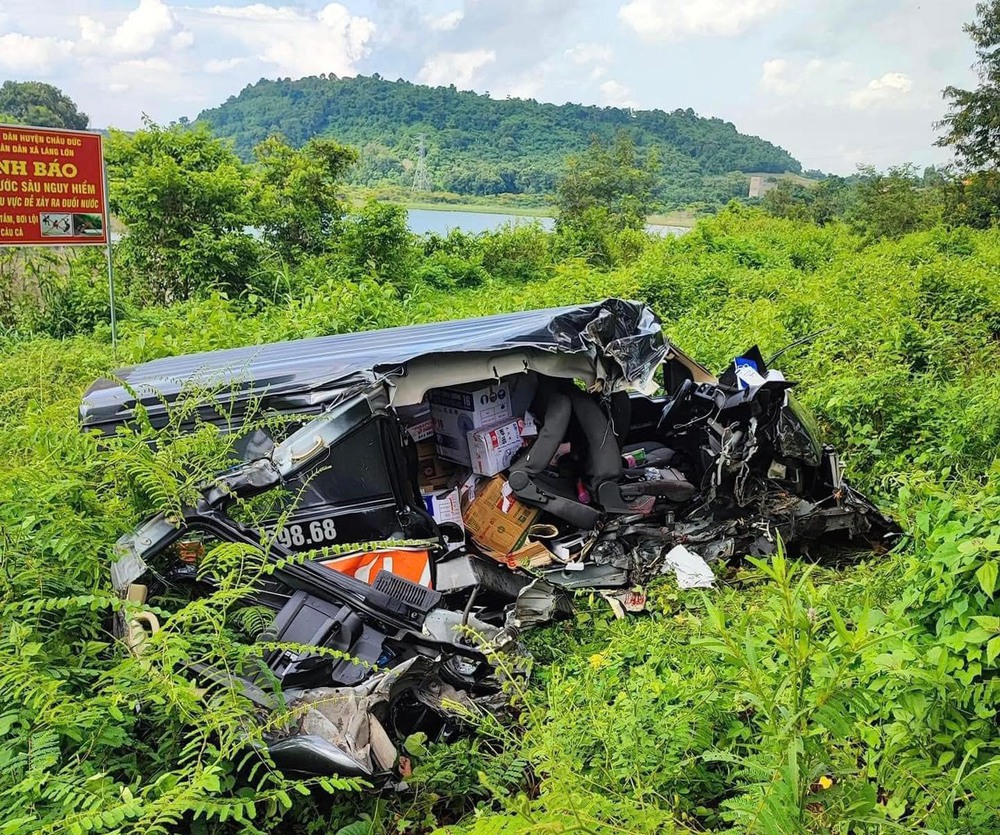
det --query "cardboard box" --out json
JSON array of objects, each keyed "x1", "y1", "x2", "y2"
[
  {"x1": 430, "y1": 381, "x2": 511, "y2": 466},
  {"x1": 504, "y1": 539, "x2": 554, "y2": 569},
  {"x1": 463, "y1": 475, "x2": 539, "y2": 558},
  {"x1": 422, "y1": 487, "x2": 464, "y2": 531},
  {"x1": 407, "y1": 417, "x2": 434, "y2": 442},
  {"x1": 415, "y1": 440, "x2": 458, "y2": 491},
  {"x1": 468, "y1": 417, "x2": 526, "y2": 477},
  {"x1": 397, "y1": 402, "x2": 435, "y2": 442}
]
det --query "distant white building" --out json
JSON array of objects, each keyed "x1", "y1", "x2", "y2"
[{"x1": 748, "y1": 175, "x2": 779, "y2": 199}]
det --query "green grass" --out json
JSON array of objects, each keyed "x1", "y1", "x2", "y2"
[
  {"x1": 645, "y1": 209, "x2": 699, "y2": 227},
  {"x1": 397, "y1": 199, "x2": 556, "y2": 217},
  {"x1": 746, "y1": 170, "x2": 821, "y2": 188},
  {"x1": 3, "y1": 209, "x2": 1000, "y2": 833}
]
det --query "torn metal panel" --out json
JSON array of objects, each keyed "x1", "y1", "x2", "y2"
[
  {"x1": 80, "y1": 299, "x2": 672, "y2": 435},
  {"x1": 504, "y1": 578, "x2": 569, "y2": 630},
  {"x1": 271, "y1": 656, "x2": 483, "y2": 777}
]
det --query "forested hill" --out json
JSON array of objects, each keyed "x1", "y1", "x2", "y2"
[{"x1": 196, "y1": 75, "x2": 802, "y2": 205}]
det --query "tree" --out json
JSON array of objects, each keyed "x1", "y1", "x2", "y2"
[
  {"x1": 939, "y1": 169, "x2": 1000, "y2": 228},
  {"x1": 760, "y1": 177, "x2": 852, "y2": 225},
  {"x1": 194, "y1": 74, "x2": 802, "y2": 210},
  {"x1": 937, "y1": 1, "x2": 1000, "y2": 167},
  {"x1": 105, "y1": 121, "x2": 259, "y2": 303},
  {"x1": 846, "y1": 165, "x2": 935, "y2": 240},
  {"x1": 253, "y1": 135, "x2": 357, "y2": 260},
  {"x1": 336, "y1": 199, "x2": 415, "y2": 290},
  {"x1": 0, "y1": 81, "x2": 89, "y2": 129},
  {"x1": 760, "y1": 180, "x2": 814, "y2": 221},
  {"x1": 556, "y1": 132, "x2": 658, "y2": 234}
]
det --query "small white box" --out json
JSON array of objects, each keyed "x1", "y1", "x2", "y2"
[
  {"x1": 422, "y1": 487, "x2": 464, "y2": 531},
  {"x1": 468, "y1": 418, "x2": 525, "y2": 477},
  {"x1": 429, "y1": 382, "x2": 512, "y2": 465}
]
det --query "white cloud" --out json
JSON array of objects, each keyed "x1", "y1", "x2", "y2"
[
  {"x1": 417, "y1": 49, "x2": 496, "y2": 88},
  {"x1": 427, "y1": 10, "x2": 464, "y2": 31},
  {"x1": 847, "y1": 72, "x2": 913, "y2": 109},
  {"x1": 619, "y1": 0, "x2": 786, "y2": 41},
  {"x1": 203, "y1": 57, "x2": 246, "y2": 74},
  {"x1": 489, "y1": 60, "x2": 562, "y2": 101},
  {"x1": 600, "y1": 79, "x2": 638, "y2": 109},
  {"x1": 199, "y1": 2, "x2": 375, "y2": 78},
  {"x1": 759, "y1": 57, "x2": 842, "y2": 98},
  {"x1": 202, "y1": 4, "x2": 302, "y2": 21},
  {"x1": 171, "y1": 30, "x2": 195, "y2": 50},
  {"x1": 760, "y1": 57, "x2": 831, "y2": 96},
  {"x1": 565, "y1": 42, "x2": 614, "y2": 79},
  {"x1": 0, "y1": 33, "x2": 74, "y2": 72},
  {"x1": 111, "y1": 0, "x2": 176, "y2": 54},
  {"x1": 760, "y1": 58, "x2": 798, "y2": 94},
  {"x1": 117, "y1": 56, "x2": 173, "y2": 74},
  {"x1": 105, "y1": 56, "x2": 175, "y2": 93},
  {"x1": 78, "y1": 16, "x2": 105, "y2": 46},
  {"x1": 78, "y1": 0, "x2": 186, "y2": 56}
]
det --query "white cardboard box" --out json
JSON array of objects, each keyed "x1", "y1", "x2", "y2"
[
  {"x1": 468, "y1": 417, "x2": 525, "y2": 476},
  {"x1": 422, "y1": 487, "x2": 464, "y2": 531},
  {"x1": 429, "y1": 381, "x2": 511, "y2": 465}
]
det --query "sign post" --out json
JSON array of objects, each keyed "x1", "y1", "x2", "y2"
[{"x1": 0, "y1": 124, "x2": 116, "y2": 345}]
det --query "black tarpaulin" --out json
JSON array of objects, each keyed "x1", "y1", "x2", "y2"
[{"x1": 80, "y1": 299, "x2": 667, "y2": 435}]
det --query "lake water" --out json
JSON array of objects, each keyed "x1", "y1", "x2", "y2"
[
  {"x1": 111, "y1": 209, "x2": 688, "y2": 243},
  {"x1": 406, "y1": 208, "x2": 688, "y2": 237}
]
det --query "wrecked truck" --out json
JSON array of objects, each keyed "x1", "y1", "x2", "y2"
[{"x1": 81, "y1": 298, "x2": 895, "y2": 779}]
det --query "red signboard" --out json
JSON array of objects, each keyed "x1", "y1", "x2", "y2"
[{"x1": 0, "y1": 125, "x2": 108, "y2": 246}]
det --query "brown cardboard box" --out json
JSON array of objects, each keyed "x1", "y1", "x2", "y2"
[
  {"x1": 416, "y1": 440, "x2": 458, "y2": 491},
  {"x1": 504, "y1": 539, "x2": 554, "y2": 568},
  {"x1": 463, "y1": 475, "x2": 539, "y2": 557}
]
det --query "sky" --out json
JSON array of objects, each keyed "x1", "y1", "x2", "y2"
[{"x1": 0, "y1": 0, "x2": 982, "y2": 174}]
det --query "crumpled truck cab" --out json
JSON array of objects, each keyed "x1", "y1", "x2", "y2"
[{"x1": 80, "y1": 299, "x2": 896, "y2": 779}]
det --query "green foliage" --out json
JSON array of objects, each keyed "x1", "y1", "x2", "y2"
[
  {"x1": 253, "y1": 134, "x2": 358, "y2": 260},
  {"x1": 478, "y1": 223, "x2": 552, "y2": 284},
  {"x1": 195, "y1": 74, "x2": 800, "y2": 209},
  {"x1": 761, "y1": 177, "x2": 854, "y2": 226},
  {"x1": 0, "y1": 81, "x2": 89, "y2": 130},
  {"x1": 335, "y1": 199, "x2": 416, "y2": 290},
  {"x1": 415, "y1": 250, "x2": 486, "y2": 290},
  {"x1": 106, "y1": 121, "x2": 263, "y2": 304},
  {"x1": 939, "y1": 169, "x2": 1000, "y2": 228},
  {"x1": 937, "y1": 1, "x2": 1000, "y2": 169},
  {"x1": 556, "y1": 132, "x2": 658, "y2": 236},
  {"x1": 6, "y1": 198, "x2": 1000, "y2": 832},
  {"x1": 761, "y1": 166, "x2": 963, "y2": 241},
  {"x1": 847, "y1": 165, "x2": 939, "y2": 240},
  {"x1": 0, "y1": 248, "x2": 116, "y2": 339}
]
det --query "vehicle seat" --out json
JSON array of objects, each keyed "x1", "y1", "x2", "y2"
[
  {"x1": 509, "y1": 382, "x2": 695, "y2": 528},
  {"x1": 507, "y1": 389, "x2": 602, "y2": 529}
]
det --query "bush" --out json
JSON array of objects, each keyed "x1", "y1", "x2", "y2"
[
  {"x1": 106, "y1": 121, "x2": 261, "y2": 303},
  {"x1": 336, "y1": 199, "x2": 416, "y2": 291},
  {"x1": 416, "y1": 251, "x2": 487, "y2": 290},
  {"x1": 479, "y1": 223, "x2": 552, "y2": 283}
]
